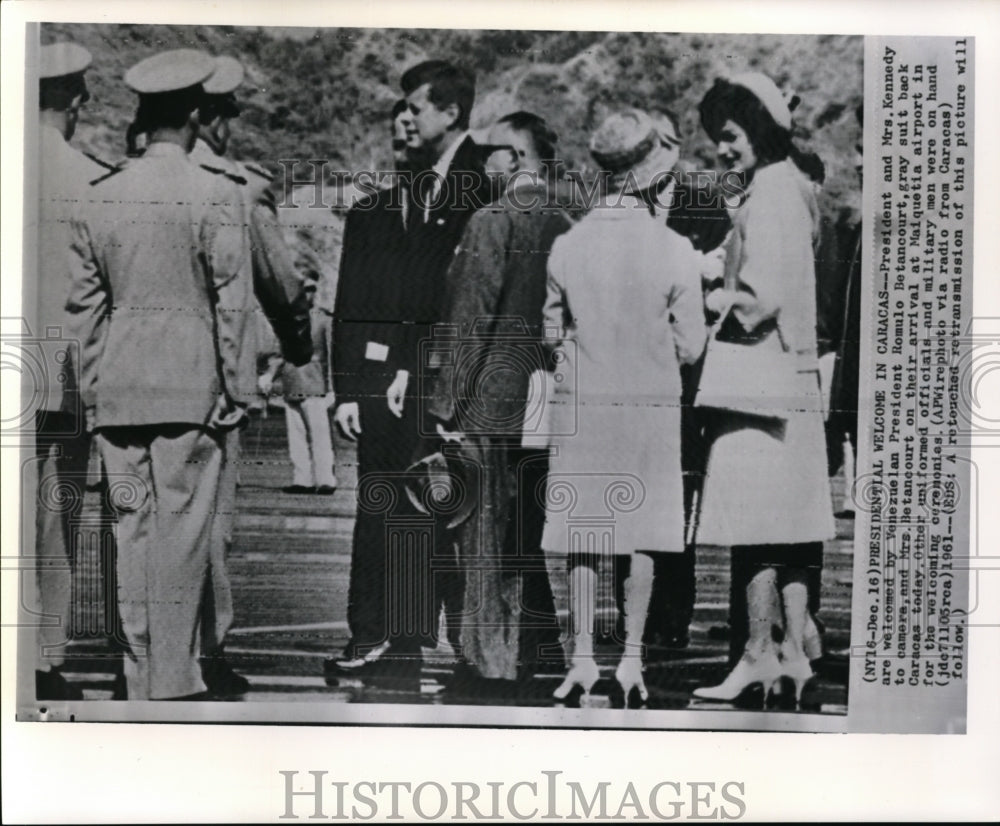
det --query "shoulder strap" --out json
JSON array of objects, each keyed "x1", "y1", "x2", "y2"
[
  {"x1": 83, "y1": 151, "x2": 118, "y2": 172},
  {"x1": 242, "y1": 162, "x2": 272, "y2": 182},
  {"x1": 89, "y1": 166, "x2": 124, "y2": 187},
  {"x1": 199, "y1": 163, "x2": 248, "y2": 187}
]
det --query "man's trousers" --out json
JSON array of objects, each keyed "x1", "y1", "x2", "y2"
[{"x1": 97, "y1": 425, "x2": 222, "y2": 699}]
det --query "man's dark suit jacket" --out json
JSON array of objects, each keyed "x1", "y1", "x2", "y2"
[
  {"x1": 332, "y1": 184, "x2": 411, "y2": 406},
  {"x1": 392, "y1": 135, "x2": 492, "y2": 379}
]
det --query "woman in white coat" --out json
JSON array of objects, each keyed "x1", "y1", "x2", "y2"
[
  {"x1": 543, "y1": 110, "x2": 707, "y2": 704},
  {"x1": 692, "y1": 74, "x2": 835, "y2": 708}
]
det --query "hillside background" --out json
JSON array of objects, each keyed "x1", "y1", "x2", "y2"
[{"x1": 38, "y1": 23, "x2": 863, "y2": 287}]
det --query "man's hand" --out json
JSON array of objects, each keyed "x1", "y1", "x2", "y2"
[
  {"x1": 435, "y1": 421, "x2": 463, "y2": 443},
  {"x1": 334, "y1": 402, "x2": 362, "y2": 440},
  {"x1": 84, "y1": 406, "x2": 97, "y2": 434},
  {"x1": 387, "y1": 369, "x2": 409, "y2": 418},
  {"x1": 704, "y1": 287, "x2": 736, "y2": 321},
  {"x1": 257, "y1": 373, "x2": 274, "y2": 397}
]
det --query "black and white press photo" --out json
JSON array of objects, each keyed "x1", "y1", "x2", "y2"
[
  {"x1": 4, "y1": 1, "x2": 999, "y2": 822},
  {"x1": 7, "y1": 15, "x2": 977, "y2": 737}
]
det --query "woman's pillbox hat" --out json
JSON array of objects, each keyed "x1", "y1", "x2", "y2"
[
  {"x1": 727, "y1": 72, "x2": 792, "y2": 130},
  {"x1": 124, "y1": 49, "x2": 216, "y2": 94}
]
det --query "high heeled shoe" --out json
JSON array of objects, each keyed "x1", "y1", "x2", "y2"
[
  {"x1": 803, "y1": 614, "x2": 824, "y2": 662},
  {"x1": 775, "y1": 642, "x2": 815, "y2": 709},
  {"x1": 553, "y1": 658, "x2": 600, "y2": 701},
  {"x1": 692, "y1": 649, "x2": 782, "y2": 705},
  {"x1": 615, "y1": 657, "x2": 649, "y2": 707}
]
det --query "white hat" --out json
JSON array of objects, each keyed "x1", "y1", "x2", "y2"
[
  {"x1": 124, "y1": 49, "x2": 215, "y2": 94},
  {"x1": 40, "y1": 43, "x2": 92, "y2": 79},
  {"x1": 728, "y1": 72, "x2": 792, "y2": 130},
  {"x1": 204, "y1": 55, "x2": 245, "y2": 95}
]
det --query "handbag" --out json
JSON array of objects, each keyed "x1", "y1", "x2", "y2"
[{"x1": 694, "y1": 311, "x2": 801, "y2": 420}]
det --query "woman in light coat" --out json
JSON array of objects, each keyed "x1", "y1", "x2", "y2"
[
  {"x1": 543, "y1": 110, "x2": 707, "y2": 704},
  {"x1": 692, "y1": 74, "x2": 835, "y2": 708}
]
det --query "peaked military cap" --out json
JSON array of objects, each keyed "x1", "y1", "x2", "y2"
[
  {"x1": 124, "y1": 49, "x2": 215, "y2": 94},
  {"x1": 204, "y1": 55, "x2": 245, "y2": 95},
  {"x1": 40, "y1": 42, "x2": 92, "y2": 79}
]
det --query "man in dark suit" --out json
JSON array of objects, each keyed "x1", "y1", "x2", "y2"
[
  {"x1": 327, "y1": 100, "x2": 425, "y2": 676},
  {"x1": 375, "y1": 60, "x2": 491, "y2": 682}
]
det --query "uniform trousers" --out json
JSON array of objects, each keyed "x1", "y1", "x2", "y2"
[
  {"x1": 97, "y1": 425, "x2": 222, "y2": 699},
  {"x1": 285, "y1": 397, "x2": 336, "y2": 488},
  {"x1": 201, "y1": 427, "x2": 240, "y2": 655},
  {"x1": 31, "y1": 411, "x2": 90, "y2": 669}
]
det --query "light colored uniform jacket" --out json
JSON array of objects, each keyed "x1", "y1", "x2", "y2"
[
  {"x1": 67, "y1": 141, "x2": 247, "y2": 428},
  {"x1": 34, "y1": 124, "x2": 109, "y2": 414}
]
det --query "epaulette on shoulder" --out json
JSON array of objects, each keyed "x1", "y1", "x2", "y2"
[
  {"x1": 89, "y1": 165, "x2": 125, "y2": 187},
  {"x1": 242, "y1": 162, "x2": 273, "y2": 182},
  {"x1": 199, "y1": 163, "x2": 248, "y2": 187},
  {"x1": 84, "y1": 151, "x2": 118, "y2": 172}
]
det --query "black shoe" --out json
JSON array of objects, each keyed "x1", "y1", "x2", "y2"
[
  {"x1": 707, "y1": 623, "x2": 731, "y2": 641},
  {"x1": 200, "y1": 657, "x2": 250, "y2": 697},
  {"x1": 111, "y1": 672, "x2": 128, "y2": 700},
  {"x1": 168, "y1": 691, "x2": 214, "y2": 701},
  {"x1": 364, "y1": 651, "x2": 422, "y2": 690},
  {"x1": 36, "y1": 668, "x2": 83, "y2": 701},
  {"x1": 324, "y1": 641, "x2": 390, "y2": 683},
  {"x1": 282, "y1": 484, "x2": 315, "y2": 494},
  {"x1": 834, "y1": 509, "x2": 856, "y2": 520},
  {"x1": 316, "y1": 485, "x2": 337, "y2": 496}
]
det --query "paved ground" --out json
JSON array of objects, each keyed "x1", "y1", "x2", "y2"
[{"x1": 57, "y1": 408, "x2": 854, "y2": 715}]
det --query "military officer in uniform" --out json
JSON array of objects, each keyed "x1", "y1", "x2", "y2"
[
  {"x1": 187, "y1": 55, "x2": 314, "y2": 695},
  {"x1": 67, "y1": 49, "x2": 287, "y2": 700},
  {"x1": 30, "y1": 42, "x2": 110, "y2": 701}
]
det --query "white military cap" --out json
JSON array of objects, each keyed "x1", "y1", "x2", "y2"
[
  {"x1": 40, "y1": 42, "x2": 92, "y2": 79},
  {"x1": 124, "y1": 49, "x2": 215, "y2": 94},
  {"x1": 203, "y1": 55, "x2": 245, "y2": 95},
  {"x1": 728, "y1": 72, "x2": 792, "y2": 130}
]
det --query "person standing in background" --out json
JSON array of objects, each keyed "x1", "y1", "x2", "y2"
[
  {"x1": 259, "y1": 271, "x2": 337, "y2": 496},
  {"x1": 190, "y1": 55, "x2": 315, "y2": 694},
  {"x1": 30, "y1": 42, "x2": 110, "y2": 701}
]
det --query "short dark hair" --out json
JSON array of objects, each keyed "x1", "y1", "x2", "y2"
[
  {"x1": 699, "y1": 78, "x2": 824, "y2": 181},
  {"x1": 497, "y1": 111, "x2": 558, "y2": 163},
  {"x1": 400, "y1": 60, "x2": 475, "y2": 131},
  {"x1": 698, "y1": 78, "x2": 792, "y2": 166},
  {"x1": 390, "y1": 98, "x2": 409, "y2": 122},
  {"x1": 40, "y1": 73, "x2": 89, "y2": 111},
  {"x1": 132, "y1": 85, "x2": 205, "y2": 134}
]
